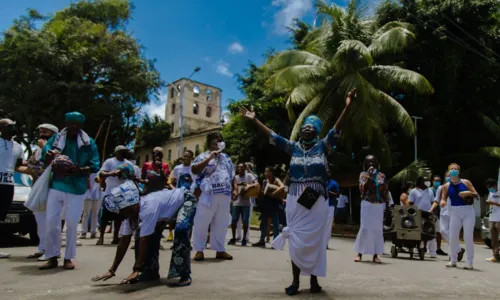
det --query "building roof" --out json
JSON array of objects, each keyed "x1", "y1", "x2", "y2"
[{"x1": 171, "y1": 78, "x2": 222, "y2": 92}]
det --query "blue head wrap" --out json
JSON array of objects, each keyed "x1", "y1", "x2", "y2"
[
  {"x1": 65, "y1": 112, "x2": 86, "y2": 123},
  {"x1": 302, "y1": 115, "x2": 322, "y2": 134}
]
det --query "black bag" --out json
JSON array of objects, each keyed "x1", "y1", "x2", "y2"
[{"x1": 297, "y1": 187, "x2": 320, "y2": 210}]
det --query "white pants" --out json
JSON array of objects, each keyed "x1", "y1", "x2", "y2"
[
  {"x1": 449, "y1": 206, "x2": 475, "y2": 265},
  {"x1": 193, "y1": 194, "x2": 231, "y2": 252},
  {"x1": 82, "y1": 199, "x2": 102, "y2": 234},
  {"x1": 439, "y1": 214, "x2": 461, "y2": 253},
  {"x1": 34, "y1": 212, "x2": 46, "y2": 252},
  {"x1": 45, "y1": 189, "x2": 85, "y2": 260},
  {"x1": 324, "y1": 206, "x2": 335, "y2": 247},
  {"x1": 236, "y1": 202, "x2": 253, "y2": 240}
]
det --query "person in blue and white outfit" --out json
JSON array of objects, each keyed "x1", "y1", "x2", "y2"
[
  {"x1": 440, "y1": 163, "x2": 478, "y2": 270},
  {"x1": 40, "y1": 112, "x2": 100, "y2": 270},
  {"x1": 240, "y1": 88, "x2": 355, "y2": 296},
  {"x1": 191, "y1": 132, "x2": 237, "y2": 262}
]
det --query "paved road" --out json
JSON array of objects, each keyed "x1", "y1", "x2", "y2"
[{"x1": 0, "y1": 232, "x2": 498, "y2": 300}]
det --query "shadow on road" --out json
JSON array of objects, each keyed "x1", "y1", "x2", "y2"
[
  {"x1": 11, "y1": 264, "x2": 65, "y2": 276},
  {"x1": 90, "y1": 280, "x2": 165, "y2": 294}
]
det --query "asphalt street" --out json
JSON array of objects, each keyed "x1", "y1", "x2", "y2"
[{"x1": 0, "y1": 231, "x2": 498, "y2": 300}]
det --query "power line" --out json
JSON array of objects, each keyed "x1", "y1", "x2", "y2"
[{"x1": 438, "y1": 11, "x2": 500, "y2": 60}]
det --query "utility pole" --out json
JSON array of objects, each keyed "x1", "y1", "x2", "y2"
[{"x1": 411, "y1": 116, "x2": 422, "y2": 161}]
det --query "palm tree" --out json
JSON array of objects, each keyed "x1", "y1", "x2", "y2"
[{"x1": 266, "y1": 0, "x2": 434, "y2": 166}]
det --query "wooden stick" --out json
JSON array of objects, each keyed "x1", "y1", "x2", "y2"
[
  {"x1": 94, "y1": 120, "x2": 106, "y2": 141},
  {"x1": 133, "y1": 124, "x2": 140, "y2": 152},
  {"x1": 102, "y1": 115, "x2": 113, "y2": 164}
]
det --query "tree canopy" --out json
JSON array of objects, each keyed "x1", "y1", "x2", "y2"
[{"x1": 0, "y1": 0, "x2": 162, "y2": 156}]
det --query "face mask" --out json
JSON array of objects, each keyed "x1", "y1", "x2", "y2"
[
  {"x1": 424, "y1": 181, "x2": 431, "y2": 188},
  {"x1": 489, "y1": 188, "x2": 496, "y2": 193},
  {"x1": 433, "y1": 181, "x2": 441, "y2": 187},
  {"x1": 217, "y1": 141, "x2": 226, "y2": 151},
  {"x1": 445, "y1": 177, "x2": 450, "y2": 183},
  {"x1": 449, "y1": 170, "x2": 459, "y2": 177},
  {"x1": 369, "y1": 168, "x2": 378, "y2": 175}
]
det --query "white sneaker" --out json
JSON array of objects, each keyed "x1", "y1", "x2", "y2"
[
  {"x1": 464, "y1": 264, "x2": 474, "y2": 270},
  {"x1": 76, "y1": 240, "x2": 82, "y2": 246},
  {"x1": 446, "y1": 262, "x2": 457, "y2": 268},
  {"x1": 37, "y1": 254, "x2": 48, "y2": 262},
  {"x1": 0, "y1": 252, "x2": 11, "y2": 258}
]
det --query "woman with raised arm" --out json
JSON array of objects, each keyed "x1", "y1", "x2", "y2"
[
  {"x1": 240, "y1": 88, "x2": 355, "y2": 296},
  {"x1": 440, "y1": 163, "x2": 478, "y2": 270}
]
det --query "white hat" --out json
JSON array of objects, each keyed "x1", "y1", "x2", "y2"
[
  {"x1": 114, "y1": 145, "x2": 127, "y2": 153},
  {"x1": 37, "y1": 124, "x2": 59, "y2": 133}
]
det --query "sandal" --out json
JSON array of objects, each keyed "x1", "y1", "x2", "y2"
[
  {"x1": 173, "y1": 276, "x2": 192, "y2": 287},
  {"x1": 354, "y1": 256, "x2": 362, "y2": 262},
  {"x1": 373, "y1": 257, "x2": 382, "y2": 264},
  {"x1": 285, "y1": 283, "x2": 300, "y2": 296}
]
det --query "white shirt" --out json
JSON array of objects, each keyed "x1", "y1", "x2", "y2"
[
  {"x1": 488, "y1": 191, "x2": 500, "y2": 222},
  {"x1": 100, "y1": 157, "x2": 132, "y2": 195},
  {"x1": 409, "y1": 187, "x2": 434, "y2": 211},
  {"x1": 0, "y1": 138, "x2": 23, "y2": 185},
  {"x1": 337, "y1": 194, "x2": 348, "y2": 208},
  {"x1": 119, "y1": 189, "x2": 185, "y2": 237},
  {"x1": 85, "y1": 173, "x2": 102, "y2": 200},
  {"x1": 434, "y1": 185, "x2": 450, "y2": 216}
]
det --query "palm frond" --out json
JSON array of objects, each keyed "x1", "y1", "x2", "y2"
[
  {"x1": 389, "y1": 160, "x2": 431, "y2": 185},
  {"x1": 375, "y1": 90, "x2": 414, "y2": 136},
  {"x1": 285, "y1": 84, "x2": 323, "y2": 122},
  {"x1": 267, "y1": 50, "x2": 330, "y2": 71},
  {"x1": 269, "y1": 65, "x2": 328, "y2": 90},
  {"x1": 361, "y1": 65, "x2": 434, "y2": 94},
  {"x1": 477, "y1": 112, "x2": 500, "y2": 141},
  {"x1": 289, "y1": 96, "x2": 323, "y2": 141},
  {"x1": 372, "y1": 21, "x2": 414, "y2": 39},
  {"x1": 480, "y1": 146, "x2": 500, "y2": 159},
  {"x1": 369, "y1": 27, "x2": 416, "y2": 57},
  {"x1": 315, "y1": 0, "x2": 346, "y2": 23},
  {"x1": 332, "y1": 40, "x2": 373, "y2": 70}
]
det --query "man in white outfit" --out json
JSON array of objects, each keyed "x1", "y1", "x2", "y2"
[
  {"x1": 409, "y1": 177, "x2": 437, "y2": 258},
  {"x1": 0, "y1": 119, "x2": 26, "y2": 259},
  {"x1": 80, "y1": 172, "x2": 102, "y2": 239},
  {"x1": 191, "y1": 132, "x2": 237, "y2": 262},
  {"x1": 25, "y1": 123, "x2": 59, "y2": 261},
  {"x1": 39, "y1": 112, "x2": 100, "y2": 270},
  {"x1": 236, "y1": 163, "x2": 257, "y2": 242}
]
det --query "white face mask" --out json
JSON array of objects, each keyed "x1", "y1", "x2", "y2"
[
  {"x1": 369, "y1": 168, "x2": 378, "y2": 175},
  {"x1": 217, "y1": 141, "x2": 226, "y2": 152},
  {"x1": 424, "y1": 181, "x2": 431, "y2": 188}
]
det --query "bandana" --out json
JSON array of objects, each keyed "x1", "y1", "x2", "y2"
[
  {"x1": 65, "y1": 112, "x2": 86, "y2": 123},
  {"x1": 302, "y1": 115, "x2": 322, "y2": 134},
  {"x1": 117, "y1": 163, "x2": 135, "y2": 180},
  {"x1": 103, "y1": 180, "x2": 140, "y2": 213}
]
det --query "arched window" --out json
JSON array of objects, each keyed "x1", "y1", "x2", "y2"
[
  {"x1": 170, "y1": 87, "x2": 175, "y2": 98},
  {"x1": 206, "y1": 106, "x2": 212, "y2": 118},
  {"x1": 193, "y1": 86, "x2": 200, "y2": 97},
  {"x1": 206, "y1": 89, "x2": 212, "y2": 101},
  {"x1": 193, "y1": 103, "x2": 199, "y2": 115},
  {"x1": 171, "y1": 103, "x2": 176, "y2": 115}
]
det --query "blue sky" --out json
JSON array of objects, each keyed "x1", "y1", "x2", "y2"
[{"x1": 0, "y1": 0, "x2": 350, "y2": 118}]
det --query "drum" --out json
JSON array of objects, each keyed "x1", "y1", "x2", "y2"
[
  {"x1": 238, "y1": 185, "x2": 261, "y2": 198},
  {"x1": 264, "y1": 184, "x2": 286, "y2": 199}
]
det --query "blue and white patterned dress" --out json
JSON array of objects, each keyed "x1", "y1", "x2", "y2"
[{"x1": 270, "y1": 129, "x2": 340, "y2": 278}]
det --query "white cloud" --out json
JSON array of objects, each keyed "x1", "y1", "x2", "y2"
[
  {"x1": 143, "y1": 91, "x2": 166, "y2": 119},
  {"x1": 272, "y1": 0, "x2": 313, "y2": 35},
  {"x1": 215, "y1": 60, "x2": 233, "y2": 77},
  {"x1": 228, "y1": 42, "x2": 244, "y2": 54}
]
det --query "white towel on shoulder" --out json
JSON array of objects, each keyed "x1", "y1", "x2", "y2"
[{"x1": 52, "y1": 128, "x2": 91, "y2": 152}]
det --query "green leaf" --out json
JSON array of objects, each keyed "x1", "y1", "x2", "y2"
[
  {"x1": 369, "y1": 26, "x2": 416, "y2": 57},
  {"x1": 361, "y1": 65, "x2": 434, "y2": 94}
]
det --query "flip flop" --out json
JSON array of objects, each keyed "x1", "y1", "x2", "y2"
[{"x1": 172, "y1": 276, "x2": 192, "y2": 287}]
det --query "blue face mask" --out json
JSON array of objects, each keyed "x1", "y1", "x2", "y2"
[
  {"x1": 449, "y1": 170, "x2": 459, "y2": 177},
  {"x1": 433, "y1": 181, "x2": 441, "y2": 187},
  {"x1": 489, "y1": 188, "x2": 496, "y2": 193},
  {"x1": 445, "y1": 177, "x2": 450, "y2": 183}
]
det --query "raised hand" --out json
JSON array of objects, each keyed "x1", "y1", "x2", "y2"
[
  {"x1": 346, "y1": 88, "x2": 357, "y2": 107},
  {"x1": 239, "y1": 107, "x2": 256, "y2": 120}
]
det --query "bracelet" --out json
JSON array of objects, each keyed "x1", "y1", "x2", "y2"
[{"x1": 108, "y1": 269, "x2": 116, "y2": 276}]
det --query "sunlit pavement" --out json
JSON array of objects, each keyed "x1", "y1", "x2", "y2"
[{"x1": 0, "y1": 231, "x2": 498, "y2": 300}]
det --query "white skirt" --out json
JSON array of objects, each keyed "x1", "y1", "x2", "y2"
[
  {"x1": 272, "y1": 193, "x2": 329, "y2": 277},
  {"x1": 354, "y1": 200, "x2": 385, "y2": 255}
]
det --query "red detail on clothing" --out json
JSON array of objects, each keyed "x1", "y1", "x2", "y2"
[{"x1": 141, "y1": 162, "x2": 170, "y2": 177}]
